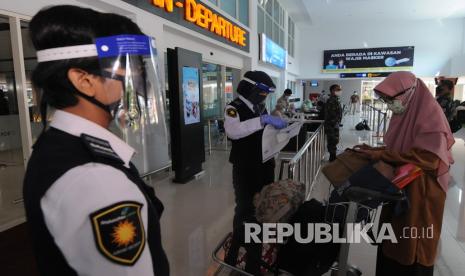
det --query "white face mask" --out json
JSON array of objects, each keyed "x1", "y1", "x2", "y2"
[
  {"x1": 335, "y1": 91, "x2": 342, "y2": 97},
  {"x1": 386, "y1": 99, "x2": 406, "y2": 114},
  {"x1": 386, "y1": 79, "x2": 417, "y2": 115}
]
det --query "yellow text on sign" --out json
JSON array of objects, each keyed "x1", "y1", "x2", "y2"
[{"x1": 152, "y1": 0, "x2": 247, "y2": 47}]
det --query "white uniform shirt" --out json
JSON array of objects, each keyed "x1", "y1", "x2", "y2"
[
  {"x1": 224, "y1": 95, "x2": 264, "y2": 140},
  {"x1": 41, "y1": 110, "x2": 156, "y2": 276}
]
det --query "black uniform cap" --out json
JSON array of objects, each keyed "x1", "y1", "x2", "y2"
[{"x1": 237, "y1": 70, "x2": 275, "y2": 98}]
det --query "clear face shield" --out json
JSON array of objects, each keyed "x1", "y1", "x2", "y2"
[
  {"x1": 37, "y1": 34, "x2": 170, "y2": 173},
  {"x1": 37, "y1": 34, "x2": 164, "y2": 131},
  {"x1": 94, "y1": 35, "x2": 163, "y2": 131}
]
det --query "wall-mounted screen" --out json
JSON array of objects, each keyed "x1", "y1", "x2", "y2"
[
  {"x1": 260, "y1": 33, "x2": 287, "y2": 69},
  {"x1": 322, "y1": 46, "x2": 414, "y2": 73},
  {"x1": 182, "y1": 66, "x2": 201, "y2": 125},
  {"x1": 310, "y1": 80, "x2": 319, "y2": 87}
]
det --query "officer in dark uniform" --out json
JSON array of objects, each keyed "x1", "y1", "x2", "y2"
[
  {"x1": 325, "y1": 84, "x2": 343, "y2": 162},
  {"x1": 223, "y1": 71, "x2": 287, "y2": 274},
  {"x1": 23, "y1": 6, "x2": 169, "y2": 275},
  {"x1": 436, "y1": 80, "x2": 455, "y2": 122}
]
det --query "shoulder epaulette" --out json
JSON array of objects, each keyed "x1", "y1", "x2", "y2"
[{"x1": 80, "y1": 134, "x2": 124, "y2": 164}]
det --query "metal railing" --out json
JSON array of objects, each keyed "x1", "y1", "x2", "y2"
[
  {"x1": 279, "y1": 120, "x2": 325, "y2": 199},
  {"x1": 362, "y1": 103, "x2": 391, "y2": 138},
  {"x1": 205, "y1": 118, "x2": 229, "y2": 155}
]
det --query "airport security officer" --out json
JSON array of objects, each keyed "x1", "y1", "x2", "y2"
[
  {"x1": 23, "y1": 6, "x2": 169, "y2": 275},
  {"x1": 223, "y1": 71, "x2": 287, "y2": 274},
  {"x1": 325, "y1": 84, "x2": 343, "y2": 162}
]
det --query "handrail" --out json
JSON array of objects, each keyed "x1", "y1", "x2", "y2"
[
  {"x1": 280, "y1": 121, "x2": 326, "y2": 199},
  {"x1": 288, "y1": 122, "x2": 323, "y2": 164},
  {"x1": 362, "y1": 103, "x2": 391, "y2": 139}
]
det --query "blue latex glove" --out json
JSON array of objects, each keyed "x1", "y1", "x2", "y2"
[{"x1": 260, "y1": 115, "x2": 288, "y2": 129}]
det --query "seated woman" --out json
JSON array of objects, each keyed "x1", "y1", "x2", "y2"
[{"x1": 357, "y1": 71, "x2": 454, "y2": 276}]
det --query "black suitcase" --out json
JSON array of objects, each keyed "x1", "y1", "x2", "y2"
[{"x1": 277, "y1": 199, "x2": 340, "y2": 276}]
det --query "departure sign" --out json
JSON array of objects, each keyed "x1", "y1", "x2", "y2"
[{"x1": 122, "y1": 0, "x2": 250, "y2": 52}]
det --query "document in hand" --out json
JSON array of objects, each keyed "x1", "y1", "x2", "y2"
[
  {"x1": 391, "y1": 163, "x2": 423, "y2": 189},
  {"x1": 262, "y1": 122, "x2": 303, "y2": 162}
]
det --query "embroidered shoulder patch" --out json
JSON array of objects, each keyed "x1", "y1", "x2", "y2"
[
  {"x1": 90, "y1": 201, "x2": 145, "y2": 266},
  {"x1": 226, "y1": 108, "x2": 237, "y2": 118}
]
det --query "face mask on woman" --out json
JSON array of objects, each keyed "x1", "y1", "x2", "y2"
[
  {"x1": 387, "y1": 100, "x2": 406, "y2": 114},
  {"x1": 385, "y1": 79, "x2": 417, "y2": 115}
]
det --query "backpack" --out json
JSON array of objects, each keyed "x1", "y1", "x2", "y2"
[{"x1": 355, "y1": 119, "x2": 370, "y2": 131}]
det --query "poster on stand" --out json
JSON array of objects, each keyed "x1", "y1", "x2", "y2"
[{"x1": 182, "y1": 66, "x2": 201, "y2": 125}]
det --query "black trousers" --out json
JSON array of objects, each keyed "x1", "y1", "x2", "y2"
[
  {"x1": 376, "y1": 246, "x2": 433, "y2": 276},
  {"x1": 225, "y1": 160, "x2": 275, "y2": 275}
]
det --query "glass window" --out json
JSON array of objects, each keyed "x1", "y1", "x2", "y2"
[
  {"x1": 220, "y1": 0, "x2": 236, "y2": 18},
  {"x1": 272, "y1": 22, "x2": 279, "y2": 42},
  {"x1": 257, "y1": 7, "x2": 264, "y2": 34},
  {"x1": 273, "y1": 0, "x2": 279, "y2": 21},
  {"x1": 202, "y1": 63, "x2": 221, "y2": 120},
  {"x1": 265, "y1": 15, "x2": 272, "y2": 38},
  {"x1": 206, "y1": 0, "x2": 217, "y2": 5},
  {"x1": 265, "y1": 0, "x2": 273, "y2": 15},
  {"x1": 239, "y1": 0, "x2": 249, "y2": 26},
  {"x1": 288, "y1": 17, "x2": 295, "y2": 57}
]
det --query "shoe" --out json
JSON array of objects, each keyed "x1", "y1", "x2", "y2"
[{"x1": 329, "y1": 153, "x2": 336, "y2": 162}]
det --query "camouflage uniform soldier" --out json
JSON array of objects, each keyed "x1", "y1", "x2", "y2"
[
  {"x1": 325, "y1": 84, "x2": 343, "y2": 162},
  {"x1": 436, "y1": 80, "x2": 455, "y2": 122}
]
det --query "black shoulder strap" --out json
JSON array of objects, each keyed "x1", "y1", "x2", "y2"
[{"x1": 231, "y1": 98, "x2": 246, "y2": 108}]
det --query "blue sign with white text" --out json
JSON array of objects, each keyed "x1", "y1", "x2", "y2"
[{"x1": 95, "y1": 35, "x2": 154, "y2": 58}]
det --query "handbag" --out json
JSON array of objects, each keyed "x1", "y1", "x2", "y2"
[
  {"x1": 355, "y1": 120, "x2": 370, "y2": 131},
  {"x1": 321, "y1": 148, "x2": 372, "y2": 187}
]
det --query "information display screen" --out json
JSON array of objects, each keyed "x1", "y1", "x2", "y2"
[{"x1": 182, "y1": 66, "x2": 201, "y2": 125}]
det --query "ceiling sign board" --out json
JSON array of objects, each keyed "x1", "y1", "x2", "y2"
[
  {"x1": 122, "y1": 0, "x2": 250, "y2": 52},
  {"x1": 323, "y1": 46, "x2": 414, "y2": 73}
]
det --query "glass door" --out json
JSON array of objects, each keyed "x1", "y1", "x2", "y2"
[
  {"x1": 202, "y1": 63, "x2": 222, "y2": 120},
  {"x1": 0, "y1": 16, "x2": 26, "y2": 230}
]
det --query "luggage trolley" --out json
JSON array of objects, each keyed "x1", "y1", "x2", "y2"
[
  {"x1": 211, "y1": 185, "x2": 405, "y2": 276},
  {"x1": 325, "y1": 186, "x2": 405, "y2": 276}
]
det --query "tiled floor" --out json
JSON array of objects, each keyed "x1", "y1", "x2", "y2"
[{"x1": 1, "y1": 111, "x2": 465, "y2": 275}]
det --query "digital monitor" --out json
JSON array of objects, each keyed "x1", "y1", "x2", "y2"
[
  {"x1": 260, "y1": 33, "x2": 287, "y2": 69},
  {"x1": 182, "y1": 66, "x2": 201, "y2": 125}
]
